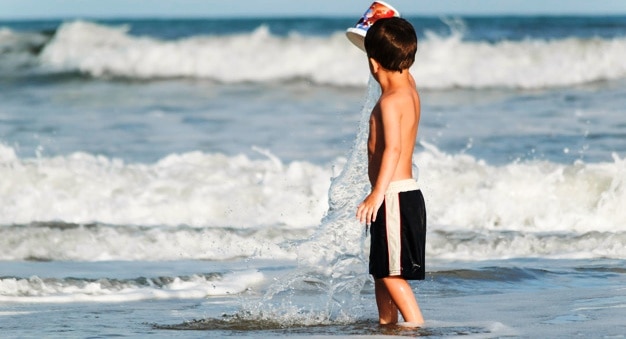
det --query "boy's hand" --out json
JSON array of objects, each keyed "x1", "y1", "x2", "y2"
[{"x1": 357, "y1": 192, "x2": 385, "y2": 225}]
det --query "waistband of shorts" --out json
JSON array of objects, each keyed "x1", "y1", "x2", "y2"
[{"x1": 385, "y1": 179, "x2": 419, "y2": 194}]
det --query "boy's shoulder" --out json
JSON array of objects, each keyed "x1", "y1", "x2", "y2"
[{"x1": 380, "y1": 85, "x2": 418, "y2": 109}]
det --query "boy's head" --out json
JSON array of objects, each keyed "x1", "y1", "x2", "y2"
[{"x1": 364, "y1": 17, "x2": 417, "y2": 72}]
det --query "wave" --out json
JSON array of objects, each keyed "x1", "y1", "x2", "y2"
[
  {"x1": 0, "y1": 143, "x2": 333, "y2": 229},
  {"x1": 429, "y1": 230, "x2": 626, "y2": 261},
  {"x1": 2, "y1": 141, "x2": 626, "y2": 260},
  {"x1": 0, "y1": 223, "x2": 305, "y2": 261},
  {"x1": 3, "y1": 143, "x2": 625, "y2": 234},
  {"x1": 0, "y1": 27, "x2": 49, "y2": 73},
  {"x1": 2, "y1": 223, "x2": 623, "y2": 261},
  {"x1": 3, "y1": 20, "x2": 626, "y2": 88},
  {"x1": 0, "y1": 269, "x2": 263, "y2": 303},
  {"x1": 417, "y1": 144, "x2": 626, "y2": 235}
]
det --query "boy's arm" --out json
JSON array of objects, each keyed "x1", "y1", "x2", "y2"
[{"x1": 357, "y1": 96, "x2": 402, "y2": 225}]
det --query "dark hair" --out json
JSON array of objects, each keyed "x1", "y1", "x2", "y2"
[{"x1": 364, "y1": 17, "x2": 417, "y2": 72}]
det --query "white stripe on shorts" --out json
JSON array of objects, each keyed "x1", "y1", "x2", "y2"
[{"x1": 384, "y1": 179, "x2": 419, "y2": 276}]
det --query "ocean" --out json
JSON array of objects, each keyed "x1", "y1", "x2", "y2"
[{"x1": 1, "y1": 14, "x2": 625, "y2": 338}]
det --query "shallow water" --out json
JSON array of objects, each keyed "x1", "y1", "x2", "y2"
[{"x1": 2, "y1": 259, "x2": 624, "y2": 337}]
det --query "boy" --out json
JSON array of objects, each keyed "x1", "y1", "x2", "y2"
[{"x1": 355, "y1": 17, "x2": 426, "y2": 326}]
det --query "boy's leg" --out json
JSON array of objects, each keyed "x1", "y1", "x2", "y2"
[
  {"x1": 380, "y1": 276, "x2": 424, "y2": 325},
  {"x1": 375, "y1": 279, "x2": 398, "y2": 324}
]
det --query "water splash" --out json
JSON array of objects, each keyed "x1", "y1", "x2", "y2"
[{"x1": 238, "y1": 78, "x2": 380, "y2": 325}]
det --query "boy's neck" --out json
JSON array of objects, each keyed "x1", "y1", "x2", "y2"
[{"x1": 376, "y1": 68, "x2": 412, "y2": 92}]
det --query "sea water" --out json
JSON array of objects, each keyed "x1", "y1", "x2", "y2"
[{"x1": 1, "y1": 16, "x2": 625, "y2": 337}]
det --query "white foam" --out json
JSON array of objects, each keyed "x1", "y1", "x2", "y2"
[
  {"x1": 0, "y1": 223, "x2": 306, "y2": 261},
  {"x1": 2, "y1": 139, "x2": 626, "y2": 260},
  {"x1": 0, "y1": 311, "x2": 34, "y2": 316},
  {"x1": 3, "y1": 142, "x2": 625, "y2": 234},
  {"x1": 0, "y1": 145, "x2": 331, "y2": 228},
  {"x1": 415, "y1": 29, "x2": 626, "y2": 89},
  {"x1": 417, "y1": 143, "x2": 626, "y2": 234},
  {"x1": 0, "y1": 270, "x2": 263, "y2": 303},
  {"x1": 38, "y1": 20, "x2": 626, "y2": 89}
]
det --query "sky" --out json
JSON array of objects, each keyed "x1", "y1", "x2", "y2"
[{"x1": 1, "y1": 0, "x2": 626, "y2": 19}]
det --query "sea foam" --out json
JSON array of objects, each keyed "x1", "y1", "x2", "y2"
[
  {"x1": 3, "y1": 138, "x2": 626, "y2": 262},
  {"x1": 2, "y1": 142, "x2": 625, "y2": 235},
  {"x1": 0, "y1": 269, "x2": 263, "y2": 303},
  {"x1": 0, "y1": 143, "x2": 332, "y2": 228}
]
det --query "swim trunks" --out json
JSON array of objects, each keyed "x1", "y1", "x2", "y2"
[{"x1": 369, "y1": 179, "x2": 426, "y2": 280}]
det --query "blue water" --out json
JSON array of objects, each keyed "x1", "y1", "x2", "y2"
[
  {"x1": 5, "y1": 15, "x2": 626, "y2": 40},
  {"x1": 1, "y1": 15, "x2": 626, "y2": 337}
]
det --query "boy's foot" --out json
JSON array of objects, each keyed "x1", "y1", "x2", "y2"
[{"x1": 397, "y1": 321, "x2": 424, "y2": 328}]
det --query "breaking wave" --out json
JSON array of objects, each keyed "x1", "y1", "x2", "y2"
[{"x1": 3, "y1": 20, "x2": 626, "y2": 88}]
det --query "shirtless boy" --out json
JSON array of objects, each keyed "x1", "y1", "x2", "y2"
[{"x1": 355, "y1": 17, "x2": 426, "y2": 326}]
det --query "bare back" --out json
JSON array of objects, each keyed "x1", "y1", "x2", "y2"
[{"x1": 367, "y1": 76, "x2": 420, "y2": 186}]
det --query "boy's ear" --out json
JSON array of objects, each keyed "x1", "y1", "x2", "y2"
[{"x1": 368, "y1": 57, "x2": 380, "y2": 74}]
